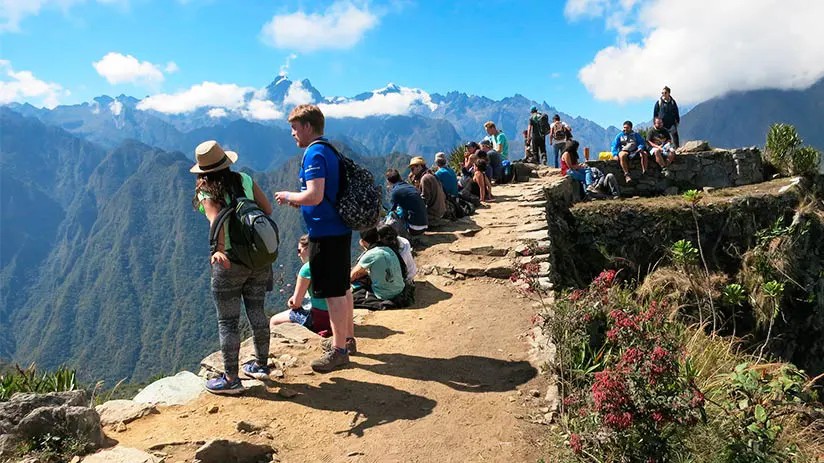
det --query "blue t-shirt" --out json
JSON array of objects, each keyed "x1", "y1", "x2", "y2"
[
  {"x1": 299, "y1": 138, "x2": 350, "y2": 238},
  {"x1": 389, "y1": 181, "x2": 428, "y2": 227},
  {"x1": 434, "y1": 167, "x2": 459, "y2": 196}
]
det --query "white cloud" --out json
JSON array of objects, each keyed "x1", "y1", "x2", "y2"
[
  {"x1": 241, "y1": 99, "x2": 284, "y2": 120},
  {"x1": 1, "y1": 0, "x2": 124, "y2": 33},
  {"x1": 207, "y1": 107, "x2": 227, "y2": 118},
  {"x1": 319, "y1": 84, "x2": 437, "y2": 119},
  {"x1": 564, "y1": 0, "x2": 610, "y2": 19},
  {"x1": 260, "y1": 1, "x2": 378, "y2": 52},
  {"x1": 574, "y1": 0, "x2": 824, "y2": 104},
  {"x1": 283, "y1": 80, "x2": 314, "y2": 106},
  {"x1": 137, "y1": 81, "x2": 253, "y2": 114},
  {"x1": 93, "y1": 52, "x2": 172, "y2": 86},
  {"x1": 0, "y1": 59, "x2": 68, "y2": 108},
  {"x1": 109, "y1": 99, "x2": 122, "y2": 116},
  {"x1": 164, "y1": 62, "x2": 179, "y2": 74}
]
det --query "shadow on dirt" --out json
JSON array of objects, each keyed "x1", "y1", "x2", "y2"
[
  {"x1": 355, "y1": 352, "x2": 537, "y2": 392},
  {"x1": 249, "y1": 377, "x2": 437, "y2": 437}
]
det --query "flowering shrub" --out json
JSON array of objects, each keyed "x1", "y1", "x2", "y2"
[{"x1": 548, "y1": 271, "x2": 705, "y2": 461}]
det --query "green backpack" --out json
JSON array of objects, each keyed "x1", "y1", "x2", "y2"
[{"x1": 209, "y1": 178, "x2": 280, "y2": 270}]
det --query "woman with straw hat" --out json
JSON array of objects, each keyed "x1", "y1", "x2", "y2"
[{"x1": 190, "y1": 140, "x2": 274, "y2": 395}]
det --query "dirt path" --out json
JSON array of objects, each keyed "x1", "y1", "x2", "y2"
[{"x1": 112, "y1": 178, "x2": 556, "y2": 463}]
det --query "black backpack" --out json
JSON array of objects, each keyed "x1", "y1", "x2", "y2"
[
  {"x1": 308, "y1": 140, "x2": 381, "y2": 231},
  {"x1": 209, "y1": 175, "x2": 280, "y2": 270},
  {"x1": 538, "y1": 113, "x2": 552, "y2": 137}
]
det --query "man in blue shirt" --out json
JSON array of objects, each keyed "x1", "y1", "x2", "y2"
[
  {"x1": 385, "y1": 168, "x2": 428, "y2": 237},
  {"x1": 611, "y1": 120, "x2": 648, "y2": 184},
  {"x1": 275, "y1": 104, "x2": 354, "y2": 373},
  {"x1": 433, "y1": 152, "x2": 459, "y2": 196}
]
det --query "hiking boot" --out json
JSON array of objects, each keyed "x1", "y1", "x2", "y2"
[
  {"x1": 311, "y1": 349, "x2": 350, "y2": 373},
  {"x1": 321, "y1": 337, "x2": 357, "y2": 355},
  {"x1": 241, "y1": 361, "x2": 270, "y2": 380},
  {"x1": 205, "y1": 374, "x2": 244, "y2": 395}
]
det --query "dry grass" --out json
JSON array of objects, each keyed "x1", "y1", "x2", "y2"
[{"x1": 637, "y1": 266, "x2": 728, "y2": 321}]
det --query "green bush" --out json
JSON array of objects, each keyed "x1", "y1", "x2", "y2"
[
  {"x1": 0, "y1": 364, "x2": 78, "y2": 401},
  {"x1": 765, "y1": 123, "x2": 821, "y2": 176},
  {"x1": 447, "y1": 144, "x2": 465, "y2": 174}
]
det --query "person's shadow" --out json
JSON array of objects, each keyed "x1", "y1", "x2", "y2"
[
  {"x1": 248, "y1": 377, "x2": 436, "y2": 437},
  {"x1": 355, "y1": 352, "x2": 537, "y2": 392},
  {"x1": 355, "y1": 324, "x2": 404, "y2": 340}
]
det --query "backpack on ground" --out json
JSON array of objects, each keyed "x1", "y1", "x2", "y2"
[
  {"x1": 500, "y1": 160, "x2": 514, "y2": 184},
  {"x1": 538, "y1": 113, "x2": 552, "y2": 137},
  {"x1": 210, "y1": 177, "x2": 280, "y2": 270},
  {"x1": 308, "y1": 140, "x2": 382, "y2": 231}
]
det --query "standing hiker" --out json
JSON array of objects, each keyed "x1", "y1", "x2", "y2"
[
  {"x1": 653, "y1": 86, "x2": 681, "y2": 148},
  {"x1": 275, "y1": 104, "x2": 356, "y2": 372},
  {"x1": 191, "y1": 140, "x2": 273, "y2": 395}
]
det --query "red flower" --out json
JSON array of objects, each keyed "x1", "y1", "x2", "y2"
[
  {"x1": 651, "y1": 410, "x2": 665, "y2": 423},
  {"x1": 568, "y1": 289, "x2": 585, "y2": 302},
  {"x1": 603, "y1": 411, "x2": 633, "y2": 430},
  {"x1": 569, "y1": 433, "x2": 583, "y2": 454}
]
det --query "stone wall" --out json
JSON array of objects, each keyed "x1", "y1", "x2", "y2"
[{"x1": 585, "y1": 147, "x2": 764, "y2": 197}]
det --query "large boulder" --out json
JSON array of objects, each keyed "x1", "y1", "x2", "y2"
[
  {"x1": 132, "y1": 371, "x2": 203, "y2": 405},
  {"x1": 82, "y1": 446, "x2": 161, "y2": 463},
  {"x1": 0, "y1": 390, "x2": 105, "y2": 460},
  {"x1": 678, "y1": 140, "x2": 711, "y2": 153},
  {"x1": 95, "y1": 400, "x2": 158, "y2": 426},
  {"x1": 194, "y1": 439, "x2": 276, "y2": 463}
]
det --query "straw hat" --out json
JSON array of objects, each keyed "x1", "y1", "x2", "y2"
[
  {"x1": 190, "y1": 140, "x2": 238, "y2": 173},
  {"x1": 408, "y1": 156, "x2": 426, "y2": 167}
]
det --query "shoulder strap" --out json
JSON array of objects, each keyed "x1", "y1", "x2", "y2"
[{"x1": 209, "y1": 206, "x2": 235, "y2": 254}]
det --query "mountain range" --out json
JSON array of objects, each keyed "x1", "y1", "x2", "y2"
[{"x1": 2, "y1": 75, "x2": 822, "y2": 384}]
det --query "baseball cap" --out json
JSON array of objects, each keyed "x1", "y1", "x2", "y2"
[
  {"x1": 464, "y1": 141, "x2": 480, "y2": 149},
  {"x1": 434, "y1": 152, "x2": 447, "y2": 162},
  {"x1": 530, "y1": 105, "x2": 538, "y2": 113}
]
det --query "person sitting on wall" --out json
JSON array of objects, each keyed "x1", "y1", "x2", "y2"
[
  {"x1": 646, "y1": 117, "x2": 676, "y2": 171},
  {"x1": 586, "y1": 167, "x2": 621, "y2": 200},
  {"x1": 269, "y1": 234, "x2": 332, "y2": 336},
  {"x1": 481, "y1": 139, "x2": 503, "y2": 182},
  {"x1": 407, "y1": 156, "x2": 447, "y2": 227},
  {"x1": 562, "y1": 140, "x2": 592, "y2": 186},
  {"x1": 350, "y1": 227, "x2": 412, "y2": 310},
  {"x1": 384, "y1": 168, "x2": 428, "y2": 237},
  {"x1": 433, "y1": 152, "x2": 459, "y2": 197},
  {"x1": 611, "y1": 120, "x2": 648, "y2": 184}
]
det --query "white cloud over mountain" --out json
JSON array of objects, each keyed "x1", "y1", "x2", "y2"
[
  {"x1": 137, "y1": 81, "x2": 253, "y2": 114},
  {"x1": 93, "y1": 52, "x2": 176, "y2": 86},
  {"x1": 320, "y1": 84, "x2": 437, "y2": 119},
  {"x1": 260, "y1": 1, "x2": 378, "y2": 52},
  {"x1": 283, "y1": 81, "x2": 314, "y2": 106},
  {"x1": 571, "y1": 0, "x2": 824, "y2": 104},
  {"x1": 0, "y1": 59, "x2": 68, "y2": 108}
]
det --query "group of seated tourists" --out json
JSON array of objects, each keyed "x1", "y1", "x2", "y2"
[
  {"x1": 271, "y1": 224, "x2": 419, "y2": 333},
  {"x1": 611, "y1": 118, "x2": 676, "y2": 184}
]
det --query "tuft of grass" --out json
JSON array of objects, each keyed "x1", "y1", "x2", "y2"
[{"x1": 0, "y1": 364, "x2": 77, "y2": 401}]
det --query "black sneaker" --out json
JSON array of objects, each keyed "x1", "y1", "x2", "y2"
[
  {"x1": 321, "y1": 337, "x2": 357, "y2": 355},
  {"x1": 311, "y1": 349, "x2": 350, "y2": 373}
]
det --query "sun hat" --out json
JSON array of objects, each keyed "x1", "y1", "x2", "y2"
[
  {"x1": 190, "y1": 140, "x2": 238, "y2": 173},
  {"x1": 408, "y1": 156, "x2": 427, "y2": 167}
]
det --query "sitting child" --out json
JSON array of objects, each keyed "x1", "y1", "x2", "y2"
[
  {"x1": 269, "y1": 235, "x2": 331, "y2": 336},
  {"x1": 351, "y1": 227, "x2": 412, "y2": 310},
  {"x1": 378, "y1": 224, "x2": 417, "y2": 283}
]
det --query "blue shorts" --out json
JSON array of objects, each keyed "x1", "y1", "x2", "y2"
[{"x1": 288, "y1": 308, "x2": 311, "y2": 326}]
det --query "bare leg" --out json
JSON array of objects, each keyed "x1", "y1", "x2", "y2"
[
  {"x1": 619, "y1": 151, "x2": 630, "y2": 176},
  {"x1": 269, "y1": 310, "x2": 293, "y2": 330},
  {"x1": 653, "y1": 148, "x2": 666, "y2": 168},
  {"x1": 640, "y1": 151, "x2": 648, "y2": 174},
  {"x1": 326, "y1": 294, "x2": 351, "y2": 349}
]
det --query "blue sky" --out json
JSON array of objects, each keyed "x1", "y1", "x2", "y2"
[{"x1": 1, "y1": 0, "x2": 823, "y2": 128}]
